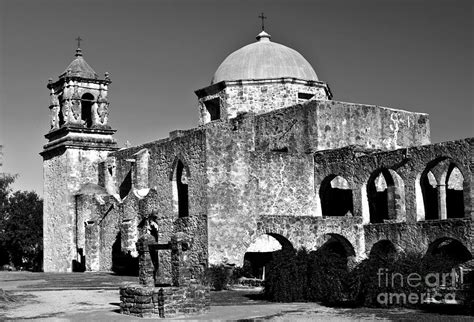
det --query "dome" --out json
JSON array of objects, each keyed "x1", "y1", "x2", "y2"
[{"x1": 211, "y1": 31, "x2": 318, "y2": 84}]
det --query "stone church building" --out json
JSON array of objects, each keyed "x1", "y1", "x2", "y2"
[{"x1": 41, "y1": 30, "x2": 473, "y2": 274}]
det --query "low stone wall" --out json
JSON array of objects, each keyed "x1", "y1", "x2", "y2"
[{"x1": 120, "y1": 283, "x2": 210, "y2": 318}]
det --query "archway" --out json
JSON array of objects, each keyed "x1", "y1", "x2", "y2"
[
  {"x1": 319, "y1": 175, "x2": 354, "y2": 217},
  {"x1": 425, "y1": 238, "x2": 472, "y2": 265},
  {"x1": 446, "y1": 165, "x2": 464, "y2": 218},
  {"x1": 171, "y1": 159, "x2": 189, "y2": 218},
  {"x1": 369, "y1": 240, "x2": 399, "y2": 261},
  {"x1": 243, "y1": 233, "x2": 293, "y2": 280},
  {"x1": 81, "y1": 93, "x2": 94, "y2": 128},
  {"x1": 420, "y1": 170, "x2": 438, "y2": 220},
  {"x1": 420, "y1": 159, "x2": 465, "y2": 220},
  {"x1": 367, "y1": 168, "x2": 405, "y2": 223},
  {"x1": 314, "y1": 233, "x2": 356, "y2": 269}
]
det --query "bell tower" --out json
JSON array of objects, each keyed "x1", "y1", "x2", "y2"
[{"x1": 41, "y1": 42, "x2": 118, "y2": 272}]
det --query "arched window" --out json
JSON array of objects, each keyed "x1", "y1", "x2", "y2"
[
  {"x1": 58, "y1": 95, "x2": 65, "y2": 126},
  {"x1": 420, "y1": 159, "x2": 465, "y2": 220},
  {"x1": 319, "y1": 175, "x2": 353, "y2": 217},
  {"x1": 81, "y1": 93, "x2": 94, "y2": 128},
  {"x1": 367, "y1": 168, "x2": 405, "y2": 223},
  {"x1": 171, "y1": 159, "x2": 189, "y2": 218},
  {"x1": 420, "y1": 170, "x2": 438, "y2": 220},
  {"x1": 446, "y1": 165, "x2": 464, "y2": 218}
]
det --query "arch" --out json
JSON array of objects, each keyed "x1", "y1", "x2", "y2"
[
  {"x1": 446, "y1": 165, "x2": 464, "y2": 218},
  {"x1": 369, "y1": 240, "x2": 399, "y2": 260},
  {"x1": 425, "y1": 237, "x2": 472, "y2": 265},
  {"x1": 168, "y1": 155, "x2": 191, "y2": 181},
  {"x1": 315, "y1": 233, "x2": 356, "y2": 258},
  {"x1": 367, "y1": 168, "x2": 406, "y2": 223},
  {"x1": 81, "y1": 93, "x2": 94, "y2": 128},
  {"x1": 420, "y1": 158, "x2": 466, "y2": 220},
  {"x1": 170, "y1": 158, "x2": 189, "y2": 218},
  {"x1": 243, "y1": 233, "x2": 293, "y2": 279},
  {"x1": 319, "y1": 175, "x2": 354, "y2": 217},
  {"x1": 58, "y1": 95, "x2": 65, "y2": 126}
]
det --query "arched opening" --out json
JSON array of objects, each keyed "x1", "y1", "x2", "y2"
[
  {"x1": 171, "y1": 159, "x2": 189, "y2": 218},
  {"x1": 58, "y1": 95, "x2": 65, "y2": 126},
  {"x1": 420, "y1": 170, "x2": 438, "y2": 220},
  {"x1": 111, "y1": 232, "x2": 139, "y2": 276},
  {"x1": 243, "y1": 233, "x2": 293, "y2": 280},
  {"x1": 420, "y1": 159, "x2": 465, "y2": 220},
  {"x1": 81, "y1": 93, "x2": 94, "y2": 128},
  {"x1": 319, "y1": 175, "x2": 353, "y2": 217},
  {"x1": 425, "y1": 237, "x2": 472, "y2": 271},
  {"x1": 119, "y1": 169, "x2": 132, "y2": 200},
  {"x1": 369, "y1": 240, "x2": 398, "y2": 261},
  {"x1": 316, "y1": 233, "x2": 356, "y2": 258},
  {"x1": 446, "y1": 165, "x2": 464, "y2": 218},
  {"x1": 314, "y1": 233, "x2": 357, "y2": 271},
  {"x1": 367, "y1": 168, "x2": 405, "y2": 223}
]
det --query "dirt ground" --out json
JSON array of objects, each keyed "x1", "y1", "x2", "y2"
[{"x1": 1, "y1": 271, "x2": 472, "y2": 321}]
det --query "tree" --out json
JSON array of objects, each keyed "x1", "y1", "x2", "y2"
[{"x1": 0, "y1": 175, "x2": 43, "y2": 271}]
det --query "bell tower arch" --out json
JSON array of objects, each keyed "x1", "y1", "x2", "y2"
[{"x1": 41, "y1": 43, "x2": 118, "y2": 272}]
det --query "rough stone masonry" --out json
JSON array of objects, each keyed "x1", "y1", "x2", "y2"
[{"x1": 41, "y1": 29, "x2": 472, "y2": 285}]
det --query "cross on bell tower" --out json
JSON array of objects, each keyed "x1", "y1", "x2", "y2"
[
  {"x1": 76, "y1": 36, "x2": 82, "y2": 48},
  {"x1": 258, "y1": 12, "x2": 267, "y2": 31}
]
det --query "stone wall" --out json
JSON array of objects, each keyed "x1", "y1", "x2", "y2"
[
  {"x1": 255, "y1": 100, "x2": 431, "y2": 154},
  {"x1": 364, "y1": 218, "x2": 473, "y2": 256},
  {"x1": 313, "y1": 138, "x2": 473, "y2": 224},
  {"x1": 43, "y1": 148, "x2": 110, "y2": 272},
  {"x1": 120, "y1": 284, "x2": 209, "y2": 318},
  {"x1": 75, "y1": 128, "x2": 208, "y2": 276},
  {"x1": 196, "y1": 78, "x2": 330, "y2": 124}
]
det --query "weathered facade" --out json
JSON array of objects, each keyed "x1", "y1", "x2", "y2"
[{"x1": 42, "y1": 30, "x2": 473, "y2": 277}]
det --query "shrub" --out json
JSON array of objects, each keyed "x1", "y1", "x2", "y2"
[
  {"x1": 264, "y1": 248, "x2": 309, "y2": 302},
  {"x1": 307, "y1": 249, "x2": 359, "y2": 305},
  {"x1": 263, "y1": 246, "x2": 472, "y2": 310},
  {"x1": 203, "y1": 264, "x2": 231, "y2": 291}
]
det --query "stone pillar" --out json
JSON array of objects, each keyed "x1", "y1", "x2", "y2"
[
  {"x1": 85, "y1": 220, "x2": 100, "y2": 271},
  {"x1": 438, "y1": 184, "x2": 447, "y2": 220},
  {"x1": 387, "y1": 186, "x2": 396, "y2": 220},
  {"x1": 133, "y1": 149, "x2": 149, "y2": 191},
  {"x1": 354, "y1": 183, "x2": 370, "y2": 224},
  {"x1": 121, "y1": 218, "x2": 138, "y2": 257},
  {"x1": 314, "y1": 184, "x2": 323, "y2": 217},
  {"x1": 171, "y1": 236, "x2": 182, "y2": 287},
  {"x1": 137, "y1": 235, "x2": 156, "y2": 287}
]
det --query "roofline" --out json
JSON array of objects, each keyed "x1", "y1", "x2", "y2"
[{"x1": 195, "y1": 77, "x2": 331, "y2": 98}]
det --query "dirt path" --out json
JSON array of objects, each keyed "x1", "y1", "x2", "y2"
[{"x1": 1, "y1": 272, "x2": 472, "y2": 321}]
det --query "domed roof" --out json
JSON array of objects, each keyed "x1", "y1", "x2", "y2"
[
  {"x1": 211, "y1": 31, "x2": 318, "y2": 84},
  {"x1": 60, "y1": 48, "x2": 98, "y2": 79}
]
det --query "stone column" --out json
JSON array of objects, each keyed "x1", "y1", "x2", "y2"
[
  {"x1": 137, "y1": 235, "x2": 156, "y2": 287},
  {"x1": 437, "y1": 184, "x2": 447, "y2": 220},
  {"x1": 85, "y1": 220, "x2": 100, "y2": 271},
  {"x1": 354, "y1": 183, "x2": 370, "y2": 224}
]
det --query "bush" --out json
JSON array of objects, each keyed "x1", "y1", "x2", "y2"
[
  {"x1": 203, "y1": 264, "x2": 231, "y2": 291},
  {"x1": 263, "y1": 247, "x2": 471, "y2": 310},
  {"x1": 264, "y1": 248, "x2": 308, "y2": 302},
  {"x1": 307, "y1": 248, "x2": 359, "y2": 305}
]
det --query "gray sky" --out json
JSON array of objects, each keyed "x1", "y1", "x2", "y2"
[{"x1": 0, "y1": 0, "x2": 472, "y2": 196}]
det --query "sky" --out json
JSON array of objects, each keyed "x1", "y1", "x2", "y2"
[{"x1": 0, "y1": 0, "x2": 472, "y2": 196}]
